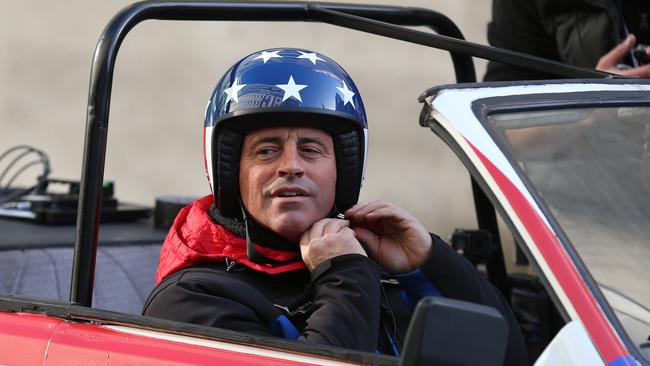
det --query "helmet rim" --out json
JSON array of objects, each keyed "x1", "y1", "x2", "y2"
[{"x1": 203, "y1": 48, "x2": 368, "y2": 219}]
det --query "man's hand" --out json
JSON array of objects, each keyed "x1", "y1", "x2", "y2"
[
  {"x1": 596, "y1": 34, "x2": 650, "y2": 78},
  {"x1": 345, "y1": 201, "x2": 432, "y2": 273},
  {"x1": 299, "y1": 219, "x2": 367, "y2": 271}
]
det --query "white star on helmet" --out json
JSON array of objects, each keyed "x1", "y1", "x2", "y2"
[
  {"x1": 297, "y1": 51, "x2": 325, "y2": 65},
  {"x1": 276, "y1": 75, "x2": 308, "y2": 102},
  {"x1": 253, "y1": 50, "x2": 282, "y2": 64},
  {"x1": 223, "y1": 78, "x2": 246, "y2": 103},
  {"x1": 336, "y1": 81, "x2": 356, "y2": 109}
]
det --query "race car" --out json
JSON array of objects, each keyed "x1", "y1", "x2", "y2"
[{"x1": 1, "y1": 2, "x2": 648, "y2": 365}]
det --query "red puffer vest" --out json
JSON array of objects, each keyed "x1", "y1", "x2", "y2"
[{"x1": 156, "y1": 195, "x2": 306, "y2": 284}]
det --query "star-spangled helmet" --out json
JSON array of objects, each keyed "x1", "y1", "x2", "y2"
[{"x1": 204, "y1": 48, "x2": 368, "y2": 219}]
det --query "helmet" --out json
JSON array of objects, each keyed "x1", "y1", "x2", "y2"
[{"x1": 204, "y1": 48, "x2": 368, "y2": 219}]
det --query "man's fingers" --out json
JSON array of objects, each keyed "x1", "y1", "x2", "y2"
[
  {"x1": 597, "y1": 34, "x2": 635, "y2": 69},
  {"x1": 352, "y1": 205, "x2": 410, "y2": 228},
  {"x1": 621, "y1": 63, "x2": 650, "y2": 78},
  {"x1": 302, "y1": 218, "x2": 350, "y2": 246},
  {"x1": 352, "y1": 227, "x2": 380, "y2": 258},
  {"x1": 344, "y1": 201, "x2": 372, "y2": 216},
  {"x1": 299, "y1": 230, "x2": 311, "y2": 248},
  {"x1": 322, "y1": 219, "x2": 350, "y2": 235},
  {"x1": 305, "y1": 219, "x2": 325, "y2": 244},
  {"x1": 605, "y1": 34, "x2": 635, "y2": 63},
  {"x1": 345, "y1": 200, "x2": 391, "y2": 221},
  {"x1": 364, "y1": 206, "x2": 403, "y2": 221}
]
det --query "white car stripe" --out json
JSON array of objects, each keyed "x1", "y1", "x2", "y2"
[{"x1": 104, "y1": 325, "x2": 358, "y2": 365}]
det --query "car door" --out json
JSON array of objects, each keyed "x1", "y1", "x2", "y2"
[{"x1": 420, "y1": 79, "x2": 650, "y2": 366}]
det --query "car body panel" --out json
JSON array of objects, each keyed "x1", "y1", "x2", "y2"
[
  {"x1": 421, "y1": 80, "x2": 650, "y2": 365},
  {"x1": 534, "y1": 321, "x2": 605, "y2": 366},
  {"x1": 0, "y1": 312, "x2": 357, "y2": 366},
  {"x1": 0, "y1": 312, "x2": 61, "y2": 365}
]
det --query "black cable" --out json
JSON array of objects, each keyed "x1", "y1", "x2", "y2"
[
  {"x1": 0, "y1": 149, "x2": 37, "y2": 187},
  {"x1": 0, "y1": 145, "x2": 51, "y2": 192},
  {"x1": 0, "y1": 145, "x2": 33, "y2": 163},
  {"x1": 4, "y1": 160, "x2": 43, "y2": 191},
  {"x1": 379, "y1": 282, "x2": 399, "y2": 348},
  {"x1": 0, "y1": 145, "x2": 51, "y2": 202}
]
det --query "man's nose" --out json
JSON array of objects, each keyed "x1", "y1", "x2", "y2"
[{"x1": 277, "y1": 146, "x2": 304, "y2": 177}]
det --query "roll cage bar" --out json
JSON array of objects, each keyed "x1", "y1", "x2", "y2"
[{"x1": 73, "y1": 0, "x2": 613, "y2": 306}]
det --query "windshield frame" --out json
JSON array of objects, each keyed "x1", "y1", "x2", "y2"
[{"x1": 472, "y1": 90, "x2": 650, "y2": 364}]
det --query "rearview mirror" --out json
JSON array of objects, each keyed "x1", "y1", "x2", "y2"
[{"x1": 400, "y1": 297, "x2": 508, "y2": 366}]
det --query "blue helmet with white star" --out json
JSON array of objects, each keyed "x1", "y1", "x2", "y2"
[{"x1": 204, "y1": 48, "x2": 368, "y2": 219}]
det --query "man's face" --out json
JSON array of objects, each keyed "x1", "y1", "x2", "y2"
[{"x1": 239, "y1": 126, "x2": 337, "y2": 242}]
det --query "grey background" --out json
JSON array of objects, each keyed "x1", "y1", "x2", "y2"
[{"x1": 1, "y1": 1, "x2": 496, "y2": 244}]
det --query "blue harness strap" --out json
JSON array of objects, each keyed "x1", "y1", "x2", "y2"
[
  {"x1": 269, "y1": 270, "x2": 441, "y2": 349},
  {"x1": 269, "y1": 315, "x2": 301, "y2": 340},
  {"x1": 393, "y1": 269, "x2": 442, "y2": 311}
]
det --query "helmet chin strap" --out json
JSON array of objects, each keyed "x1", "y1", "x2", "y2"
[
  {"x1": 239, "y1": 199, "x2": 344, "y2": 265},
  {"x1": 240, "y1": 200, "x2": 300, "y2": 265},
  {"x1": 327, "y1": 203, "x2": 345, "y2": 219}
]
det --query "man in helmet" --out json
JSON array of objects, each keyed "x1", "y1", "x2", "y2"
[{"x1": 143, "y1": 48, "x2": 526, "y2": 364}]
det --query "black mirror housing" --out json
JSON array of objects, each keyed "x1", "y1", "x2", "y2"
[{"x1": 400, "y1": 297, "x2": 508, "y2": 366}]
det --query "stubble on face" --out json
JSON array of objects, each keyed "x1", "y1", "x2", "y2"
[{"x1": 239, "y1": 127, "x2": 337, "y2": 242}]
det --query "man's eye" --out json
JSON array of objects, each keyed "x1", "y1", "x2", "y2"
[
  {"x1": 301, "y1": 147, "x2": 321, "y2": 155},
  {"x1": 257, "y1": 148, "x2": 276, "y2": 156}
]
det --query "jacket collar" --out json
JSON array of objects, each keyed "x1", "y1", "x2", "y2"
[{"x1": 155, "y1": 195, "x2": 306, "y2": 284}]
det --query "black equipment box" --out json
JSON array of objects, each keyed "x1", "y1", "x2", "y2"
[{"x1": 0, "y1": 179, "x2": 150, "y2": 225}]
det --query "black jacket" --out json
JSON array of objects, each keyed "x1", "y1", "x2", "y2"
[
  {"x1": 143, "y1": 234, "x2": 527, "y2": 365},
  {"x1": 484, "y1": 0, "x2": 635, "y2": 81}
]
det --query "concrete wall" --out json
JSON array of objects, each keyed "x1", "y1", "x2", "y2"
[{"x1": 1, "y1": 0, "x2": 492, "y2": 240}]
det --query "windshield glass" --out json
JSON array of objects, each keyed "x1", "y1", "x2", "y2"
[{"x1": 488, "y1": 106, "x2": 650, "y2": 348}]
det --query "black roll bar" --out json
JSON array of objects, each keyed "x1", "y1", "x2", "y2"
[{"x1": 72, "y1": 0, "x2": 611, "y2": 306}]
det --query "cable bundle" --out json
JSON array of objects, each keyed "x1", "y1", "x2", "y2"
[{"x1": 0, "y1": 145, "x2": 51, "y2": 204}]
